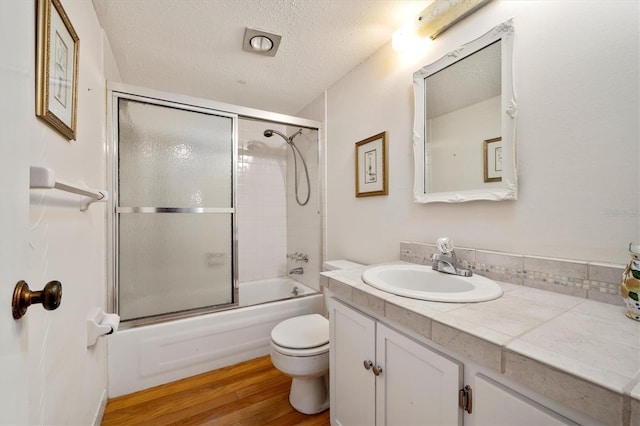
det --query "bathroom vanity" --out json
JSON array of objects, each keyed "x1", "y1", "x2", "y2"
[{"x1": 322, "y1": 263, "x2": 640, "y2": 426}]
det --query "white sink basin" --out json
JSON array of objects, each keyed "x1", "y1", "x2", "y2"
[{"x1": 362, "y1": 264, "x2": 503, "y2": 303}]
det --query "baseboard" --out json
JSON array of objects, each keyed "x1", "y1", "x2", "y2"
[{"x1": 92, "y1": 388, "x2": 108, "y2": 426}]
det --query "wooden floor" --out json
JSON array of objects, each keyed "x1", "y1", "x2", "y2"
[{"x1": 102, "y1": 356, "x2": 330, "y2": 426}]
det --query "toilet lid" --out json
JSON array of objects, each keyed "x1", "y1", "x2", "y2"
[{"x1": 271, "y1": 314, "x2": 329, "y2": 349}]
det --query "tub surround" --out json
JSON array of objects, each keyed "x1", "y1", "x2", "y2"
[{"x1": 321, "y1": 261, "x2": 640, "y2": 425}]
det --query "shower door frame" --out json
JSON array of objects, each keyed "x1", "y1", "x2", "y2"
[{"x1": 106, "y1": 82, "x2": 322, "y2": 328}]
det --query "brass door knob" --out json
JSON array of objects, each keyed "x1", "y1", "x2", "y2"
[{"x1": 12, "y1": 280, "x2": 62, "y2": 319}]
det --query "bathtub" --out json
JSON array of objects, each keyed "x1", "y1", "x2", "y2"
[
  {"x1": 107, "y1": 278, "x2": 323, "y2": 397},
  {"x1": 239, "y1": 277, "x2": 315, "y2": 306}
]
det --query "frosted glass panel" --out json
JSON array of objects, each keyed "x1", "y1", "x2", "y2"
[
  {"x1": 119, "y1": 213, "x2": 233, "y2": 321},
  {"x1": 118, "y1": 99, "x2": 232, "y2": 208}
]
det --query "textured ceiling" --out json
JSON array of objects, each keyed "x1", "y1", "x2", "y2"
[
  {"x1": 426, "y1": 40, "x2": 501, "y2": 118},
  {"x1": 92, "y1": 0, "x2": 432, "y2": 116}
]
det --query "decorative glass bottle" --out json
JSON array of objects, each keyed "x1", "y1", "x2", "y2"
[{"x1": 621, "y1": 243, "x2": 640, "y2": 321}]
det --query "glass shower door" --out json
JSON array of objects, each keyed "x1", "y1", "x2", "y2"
[{"x1": 116, "y1": 98, "x2": 236, "y2": 321}]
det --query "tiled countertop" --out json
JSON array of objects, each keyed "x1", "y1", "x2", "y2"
[{"x1": 321, "y1": 262, "x2": 640, "y2": 426}]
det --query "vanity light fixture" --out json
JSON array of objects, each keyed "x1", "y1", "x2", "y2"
[
  {"x1": 392, "y1": 0, "x2": 494, "y2": 52},
  {"x1": 392, "y1": 21, "x2": 429, "y2": 53},
  {"x1": 242, "y1": 27, "x2": 282, "y2": 57}
]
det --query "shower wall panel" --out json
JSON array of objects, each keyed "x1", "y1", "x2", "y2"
[
  {"x1": 286, "y1": 127, "x2": 321, "y2": 290},
  {"x1": 237, "y1": 119, "x2": 288, "y2": 282}
]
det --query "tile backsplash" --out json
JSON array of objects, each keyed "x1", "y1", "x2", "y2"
[{"x1": 400, "y1": 241, "x2": 625, "y2": 306}]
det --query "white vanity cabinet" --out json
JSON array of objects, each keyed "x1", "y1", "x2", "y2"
[
  {"x1": 329, "y1": 297, "x2": 588, "y2": 426},
  {"x1": 329, "y1": 298, "x2": 462, "y2": 426}
]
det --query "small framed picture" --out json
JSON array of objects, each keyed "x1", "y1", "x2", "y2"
[
  {"x1": 355, "y1": 132, "x2": 388, "y2": 197},
  {"x1": 483, "y1": 137, "x2": 502, "y2": 182},
  {"x1": 36, "y1": 0, "x2": 80, "y2": 141}
]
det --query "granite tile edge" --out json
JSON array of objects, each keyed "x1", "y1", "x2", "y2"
[
  {"x1": 631, "y1": 398, "x2": 640, "y2": 426},
  {"x1": 503, "y1": 349, "x2": 626, "y2": 425},
  {"x1": 384, "y1": 301, "x2": 432, "y2": 339},
  {"x1": 326, "y1": 277, "x2": 353, "y2": 302},
  {"x1": 431, "y1": 320, "x2": 502, "y2": 372}
]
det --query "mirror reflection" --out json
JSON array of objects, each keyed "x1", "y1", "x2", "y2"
[
  {"x1": 427, "y1": 40, "x2": 501, "y2": 192},
  {"x1": 413, "y1": 19, "x2": 516, "y2": 203}
]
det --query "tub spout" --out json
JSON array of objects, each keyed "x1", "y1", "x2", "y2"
[{"x1": 289, "y1": 267, "x2": 304, "y2": 275}]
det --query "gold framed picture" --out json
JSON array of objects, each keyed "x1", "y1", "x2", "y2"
[
  {"x1": 483, "y1": 137, "x2": 502, "y2": 182},
  {"x1": 355, "y1": 132, "x2": 388, "y2": 197},
  {"x1": 36, "y1": 0, "x2": 80, "y2": 141}
]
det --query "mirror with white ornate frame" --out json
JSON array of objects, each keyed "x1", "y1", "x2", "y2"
[{"x1": 413, "y1": 19, "x2": 516, "y2": 203}]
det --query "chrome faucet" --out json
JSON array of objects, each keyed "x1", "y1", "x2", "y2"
[
  {"x1": 289, "y1": 267, "x2": 304, "y2": 275},
  {"x1": 431, "y1": 237, "x2": 472, "y2": 277}
]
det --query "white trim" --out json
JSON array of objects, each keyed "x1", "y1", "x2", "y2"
[
  {"x1": 412, "y1": 19, "x2": 517, "y2": 203},
  {"x1": 107, "y1": 81, "x2": 322, "y2": 129},
  {"x1": 91, "y1": 388, "x2": 108, "y2": 426}
]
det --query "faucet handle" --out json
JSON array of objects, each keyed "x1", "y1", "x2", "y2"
[{"x1": 437, "y1": 237, "x2": 454, "y2": 255}]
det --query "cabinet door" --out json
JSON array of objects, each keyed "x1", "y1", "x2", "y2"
[
  {"x1": 474, "y1": 374, "x2": 579, "y2": 426},
  {"x1": 330, "y1": 299, "x2": 376, "y2": 426},
  {"x1": 376, "y1": 323, "x2": 462, "y2": 426}
]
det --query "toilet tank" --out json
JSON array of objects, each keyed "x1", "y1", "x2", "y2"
[{"x1": 322, "y1": 260, "x2": 364, "y2": 271}]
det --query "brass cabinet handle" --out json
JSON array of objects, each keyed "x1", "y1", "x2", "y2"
[
  {"x1": 12, "y1": 280, "x2": 62, "y2": 319},
  {"x1": 363, "y1": 360, "x2": 373, "y2": 370},
  {"x1": 372, "y1": 365, "x2": 383, "y2": 376},
  {"x1": 459, "y1": 385, "x2": 473, "y2": 413}
]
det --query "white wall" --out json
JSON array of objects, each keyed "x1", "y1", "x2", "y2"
[
  {"x1": 429, "y1": 96, "x2": 502, "y2": 192},
  {"x1": 326, "y1": 0, "x2": 639, "y2": 265},
  {"x1": 1, "y1": 0, "x2": 112, "y2": 423}
]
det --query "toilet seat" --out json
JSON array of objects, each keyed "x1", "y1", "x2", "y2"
[
  {"x1": 271, "y1": 341, "x2": 329, "y2": 357},
  {"x1": 270, "y1": 314, "x2": 329, "y2": 357}
]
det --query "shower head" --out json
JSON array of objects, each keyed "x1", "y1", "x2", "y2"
[
  {"x1": 263, "y1": 129, "x2": 289, "y2": 142},
  {"x1": 263, "y1": 128, "x2": 303, "y2": 144}
]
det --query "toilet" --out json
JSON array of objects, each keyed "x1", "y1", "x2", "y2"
[{"x1": 270, "y1": 259, "x2": 364, "y2": 414}]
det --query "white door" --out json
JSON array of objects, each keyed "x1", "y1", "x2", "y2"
[
  {"x1": 0, "y1": 157, "x2": 30, "y2": 424},
  {"x1": 376, "y1": 323, "x2": 462, "y2": 426},
  {"x1": 0, "y1": 1, "x2": 34, "y2": 423},
  {"x1": 329, "y1": 299, "x2": 376, "y2": 426}
]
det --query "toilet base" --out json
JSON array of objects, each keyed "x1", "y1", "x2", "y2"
[{"x1": 289, "y1": 374, "x2": 329, "y2": 415}]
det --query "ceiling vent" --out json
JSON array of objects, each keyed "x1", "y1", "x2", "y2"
[{"x1": 242, "y1": 27, "x2": 281, "y2": 57}]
